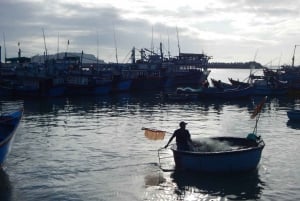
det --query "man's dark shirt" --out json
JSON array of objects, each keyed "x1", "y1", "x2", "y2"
[{"x1": 173, "y1": 128, "x2": 191, "y2": 150}]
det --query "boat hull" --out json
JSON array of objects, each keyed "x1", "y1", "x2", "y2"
[
  {"x1": 194, "y1": 86, "x2": 252, "y2": 99},
  {"x1": 287, "y1": 110, "x2": 300, "y2": 121},
  {"x1": 0, "y1": 109, "x2": 23, "y2": 166},
  {"x1": 171, "y1": 137, "x2": 264, "y2": 173}
]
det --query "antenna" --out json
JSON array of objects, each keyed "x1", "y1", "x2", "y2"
[{"x1": 176, "y1": 26, "x2": 181, "y2": 55}]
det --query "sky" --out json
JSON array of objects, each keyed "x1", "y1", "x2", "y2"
[{"x1": 1, "y1": 0, "x2": 300, "y2": 66}]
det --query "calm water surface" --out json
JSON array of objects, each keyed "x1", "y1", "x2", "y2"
[{"x1": 1, "y1": 69, "x2": 300, "y2": 201}]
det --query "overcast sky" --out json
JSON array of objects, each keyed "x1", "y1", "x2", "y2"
[{"x1": 1, "y1": 0, "x2": 300, "y2": 66}]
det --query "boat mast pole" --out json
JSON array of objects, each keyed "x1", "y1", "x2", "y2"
[
  {"x1": 151, "y1": 26, "x2": 154, "y2": 56},
  {"x1": 3, "y1": 32, "x2": 7, "y2": 63},
  {"x1": 167, "y1": 30, "x2": 170, "y2": 59},
  {"x1": 176, "y1": 26, "x2": 181, "y2": 55},
  {"x1": 42, "y1": 28, "x2": 47, "y2": 59},
  {"x1": 292, "y1": 45, "x2": 299, "y2": 67},
  {"x1": 97, "y1": 31, "x2": 99, "y2": 68},
  {"x1": 113, "y1": 26, "x2": 118, "y2": 64},
  {"x1": 57, "y1": 32, "x2": 59, "y2": 59}
]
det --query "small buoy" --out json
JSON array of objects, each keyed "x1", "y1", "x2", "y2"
[{"x1": 247, "y1": 133, "x2": 258, "y2": 141}]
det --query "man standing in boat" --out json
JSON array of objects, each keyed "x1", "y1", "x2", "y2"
[{"x1": 164, "y1": 121, "x2": 193, "y2": 151}]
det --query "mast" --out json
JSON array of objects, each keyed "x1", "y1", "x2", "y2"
[
  {"x1": 160, "y1": 42, "x2": 163, "y2": 60},
  {"x1": 292, "y1": 45, "x2": 299, "y2": 67},
  {"x1": 97, "y1": 31, "x2": 99, "y2": 68},
  {"x1": 57, "y1": 32, "x2": 60, "y2": 59},
  {"x1": 3, "y1": 32, "x2": 6, "y2": 63},
  {"x1": 151, "y1": 26, "x2": 154, "y2": 56},
  {"x1": 113, "y1": 26, "x2": 118, "y2": 64},
  {"x1": 131, "y1": 46, "x2": 135, "y2": 64},
  {"x1": 176, "y1": 26, "x2": 181, "y2": 55},
  {"x1": 42, "y1": 28, "x2": 48, "y2": 61},
  {"x1": 167, "y1": 30, "x2": 171, "y2": 59}
]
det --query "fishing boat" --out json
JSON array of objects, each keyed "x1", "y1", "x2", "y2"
[
  {"x1": 287, "y1": 109, "x2": 300, "y2": 121},
  {"x1": 200, "y1": 86, "x2": 253, "y2": 99},
  {"x1": 228, "y1": 77, "x2": 250, "y2": 88},
  {"x1": 211, "y1": 78, "x2": 235, "y2": 89},
  {"x1": 155, "y1": 96, "x2": 267, "y2": 173},
  {"x1": 170, "y1": 136, "x2": 264, "y2": 173},
  {"x1": 0, "y1": 108, "x2": 23, "y2": 166},
  {"x1": 66, "y1": 70, "x2": 112, "y2": 96},
  {"x1": 163, "y1": 53, "x2": 211, "y2": 89},
  {"x1": 161, "y1": 91, "x2": 199, "y2": 101},
  {"x1": 229, "y1": 75, "x2": 288, "y2": 96}
]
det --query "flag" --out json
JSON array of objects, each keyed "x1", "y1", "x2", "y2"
[{"x1": 251, "y1": 96, "x2": 267, "y2": 119}]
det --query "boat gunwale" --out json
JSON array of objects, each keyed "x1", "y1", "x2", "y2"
[
  {"x1": 171, "y1": 137, "x2": 265, "y2": 156},
  {"x1": 0, "y1": 108, "x2": 23, "y2": 147}
]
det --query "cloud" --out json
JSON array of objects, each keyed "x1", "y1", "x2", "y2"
[{"x1": 0, "y1": 0, "x2": 300, "y2": 65}]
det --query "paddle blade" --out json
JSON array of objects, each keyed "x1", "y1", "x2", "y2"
[
  {"x1": 142, "y1": 127, "x2": 166, "y2": 140},
  {"x1": 251, "y1": 96, "x2": 267, "y2": 119}
]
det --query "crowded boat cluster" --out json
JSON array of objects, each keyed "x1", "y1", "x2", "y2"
[
  {"x1": 163, "y1": 59, "x2": 300, "y2": 101},
  {"x1": 1, "y1": 44, "x2": 300, "y2": 99},
  {"x1": 0, "y1": 44, "x2": 211, "y2": 97}
]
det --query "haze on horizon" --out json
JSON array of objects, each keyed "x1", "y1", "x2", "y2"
[{"x1": 1, "y1": 0, "x2": 300, "y2": 66}]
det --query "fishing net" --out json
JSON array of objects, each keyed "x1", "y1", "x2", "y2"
[{"x1": 143, "y1": 128, "x2": 166, "y2": 140}]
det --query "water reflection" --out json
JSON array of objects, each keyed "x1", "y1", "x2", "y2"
[
  {"x1": 0, "y1": 169, "x2": 12, "y2": 201},
  {"x1": 170, "y1": 169, "x2": 264, "y2": 200},
  {"x1": 144, "y1": 172, "x2": 166, "y2": 187},
  {"x1": 22, "y1": 97, "x2": 66, "y2": 115}
]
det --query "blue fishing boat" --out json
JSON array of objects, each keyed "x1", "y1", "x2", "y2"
[
  {"x1": 66, "y1": 72, "x2": 112, "y2": 96},
  {"x1": 170, "y1": 137, "x2": 265, "y2": 173},
  {"x1": 287, "y1": 109, "x2": 300, "y2": 121},
  {"x1": 0, "y1": 108, "x2": 23, "y2": 166},
  {"x1": 158, "y1": 96, "x2": 267, "y2": 173},
  {"x1": 14, "y1": 76, "x2": 65, "y2": 97}
]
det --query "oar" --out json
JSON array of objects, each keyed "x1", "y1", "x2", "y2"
[{"x1": 142, "y1": 127, "x2": 168, "y2": 140}]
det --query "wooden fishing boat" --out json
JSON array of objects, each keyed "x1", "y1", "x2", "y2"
[
  {"x1": 211, "y1": 78, "x2": 235, "y2": 89},
  {"x1": 200, "y1": 86, "x2": 253, "y2": 99},
  {"x1": 175, "y1": 85, "x2": 252, "y2": 99},
  {"x1": 228, "y1": 77, "x2": 250, "y2": 88},
  {"x1": 287, "y1": 109, "x2": 300, "y2": 121},
  {"x1": 170, "y1": 136, "x2": 265, "y2": 173},
  {"x1": 0, "y1": 108, "x2": 23, "y2": 166}
]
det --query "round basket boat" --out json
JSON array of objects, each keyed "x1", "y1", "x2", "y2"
[{"x1": 170, "y1": 136, "x2": 265, "y2": 173}]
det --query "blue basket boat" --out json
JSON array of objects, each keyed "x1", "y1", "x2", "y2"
[{"x1": 170, "y1": 137, "x2": 264, "y2": 173}]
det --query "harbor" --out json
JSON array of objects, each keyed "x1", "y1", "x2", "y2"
[
  {"x1": 0, "y1": 69, "x2": 300, "y2": 200},
  {"x1": 1, "y1": 0, "x2": 300, "y2": 200}
]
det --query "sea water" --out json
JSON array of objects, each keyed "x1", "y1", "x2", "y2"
[{"x1": 1, "y1": 68, "x2": 300, "y2": 201}]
